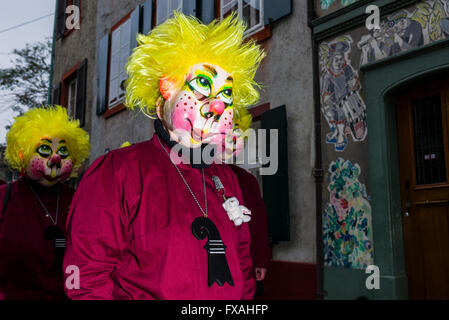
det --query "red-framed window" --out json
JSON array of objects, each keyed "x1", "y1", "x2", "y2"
[
  {"x1": 62, "y1": 67, "x2": 78, "y2": 118},
  {"x1": 52, "y1": 59, "x2": 88, "y2": 127},
  {"x1": 151, "y1": 0, "x2": 277, "y2": 42},
  {"x1": 96, "y1": 2, "x2": 153, "y2": 118},
  {"x1": 103, "y1": 12, "x2": 133, "y2": 118},
  {"x1": 220, "y1": 0, "x2": 265, "y2": 36}
]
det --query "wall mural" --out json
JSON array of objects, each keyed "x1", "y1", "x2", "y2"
[
  {"x1": 321, "y1": 0, "x2": 359, "y2": 10},
  {"x1": 358, "y1": 0, "x2": 449, "y2": 66},
  {"x1": 318, "y1": 0, "x2": 449, "y2": 270},
  {"x1": 319, "y1": 36, "x2": 367, "y2": 152},
  {"x1": 323, "y1": 158, "x2": 374, "y2": 269}
]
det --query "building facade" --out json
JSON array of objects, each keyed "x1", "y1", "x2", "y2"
[
  {"x1": 50, "y1": 0, "x2": 317, "y2": 299},
  {"x1": 50, "y1": 0, "x2": 449, "y2": 300}
]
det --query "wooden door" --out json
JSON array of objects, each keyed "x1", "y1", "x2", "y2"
[{"x1": 397, "y1": 78, "x2": 449, "y2": 300}]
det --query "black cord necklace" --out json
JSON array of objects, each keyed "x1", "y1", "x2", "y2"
[
  {"x1": 27, "y1": 180, "x2": 60, "y2": 226},
  {"x1": 157, "y1": 135, "x2": 234, "y2": 287},
  {"x1": 27, "y1": 180, "x2": 66, "y2": 269}
]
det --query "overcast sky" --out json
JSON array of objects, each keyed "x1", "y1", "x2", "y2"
[{"x1": 0, "y1": 0, "x2": 55, "y2": 144}]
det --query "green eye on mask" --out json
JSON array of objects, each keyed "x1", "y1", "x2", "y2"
[
  {"x1": 188, "y1": 75, "x2": 212, "y2": 97},
  {"x1": 37, "y1": 144, "x2": 52, "y2": 157},
  {"x1": 57, "y1": 146, "x2": 70, "y2": 159},
  {"x1": 216, "y1": 88, "x2": 233, "y2": 105}
]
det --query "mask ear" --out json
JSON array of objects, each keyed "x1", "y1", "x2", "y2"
[{"x1": 159, "y1": 77, "x2": 177, "y2": 101}]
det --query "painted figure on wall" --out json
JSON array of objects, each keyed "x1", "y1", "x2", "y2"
[
  {"x1": 390, "y1": 10, "x2": 424, "y2": 51},
  {"x1": 357, "y1": 20, "x2": 389, "y2": 66},
  {"x1": 319, "y1": 36, "x2": 367, "y2": 152},
  {"x1": 443, "y1": 0, "x2": 449, "y2": 35},
  {"x1": 323, "y1": 158, "x2": 374, "y2": 269},
  {"x1": 358, "y1": 0, "x2": 449, "y2": 66}
]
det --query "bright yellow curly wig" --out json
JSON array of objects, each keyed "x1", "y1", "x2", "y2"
[
  {"x1": 125, "y1": 12, "x2": 265, "y2": 120},
  {"x1": 234, "y1": 107, "x2": 253, "y2": 132},
  {"x1": 5, "y1": 106, "x2": 90, "y2": 174}
]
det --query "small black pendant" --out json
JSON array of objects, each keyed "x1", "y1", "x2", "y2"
[
  {"x1": 44, "y1": 225, "x2": 65, "y2": 270},
  {"x1": 44, "y1": 225, "x2": 64, "y2": 240},
  {"x1": 191, "y1": 217, "x2": 234, "y2": 287}
]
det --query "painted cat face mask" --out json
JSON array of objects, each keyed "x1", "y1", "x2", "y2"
[
  {"x1": 26, "y1": 136, "x2": 74, "y2": 187},
  {"x1": 158, "y1": 63, "x2": 235, "y2": 149}
]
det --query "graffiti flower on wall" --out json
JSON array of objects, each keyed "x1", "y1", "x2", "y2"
[{"x1": 323, "y1": 158, "x2": 374, "y2": 269}]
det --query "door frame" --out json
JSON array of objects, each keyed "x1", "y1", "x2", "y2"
[
  {"x1": 360, "y1": 38, "x2": 449, "y2": 299},
  {"x1": 396, "y1": 78, "x2": 449, "y2": 299}
]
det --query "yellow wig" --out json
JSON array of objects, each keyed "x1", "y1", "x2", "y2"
[
  {"x1": 5, "y1": 106, "x2": 90, "y2": 174},
  {"x1": 233, "y1": 107, "x2": 253, "y2": 132},
  {"x1": 125, "y1": 12, "x2": 265, "y2": 119}
]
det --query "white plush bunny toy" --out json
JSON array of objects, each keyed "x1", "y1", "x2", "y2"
[{"x1": 222, "y1": 197, "x2": 251, "y2": 226}]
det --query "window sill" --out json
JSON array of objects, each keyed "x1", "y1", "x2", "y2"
[
  {"x1": 247, "y1": 25, "x2": 272, "y2": 44},
  {"x1": 104, "y1": 103, "x2": 127, "y2": 119}
]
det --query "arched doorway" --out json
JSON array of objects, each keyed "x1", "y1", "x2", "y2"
[
  {"x1": 396, "y1": 78, "x2": 449, "y2": 299},
  {"x1": 362, "y1": 40, "x2": 449, "y2": 300}
]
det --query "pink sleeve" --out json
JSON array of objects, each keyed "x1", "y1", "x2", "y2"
[
  {"x1": 230, "y1": 171, "x2": 256, "y2": 300},
  {"x1": 63, "y1": 153, "x2": 132, "y2": 300}
]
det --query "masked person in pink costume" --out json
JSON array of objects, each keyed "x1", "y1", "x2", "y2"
[
  {"x1": 63, "y1": 13, "x2": 264, "y2": 300},
  {"x1": 229, "y1": 164, "x2": 270, "y2": 282},
  {"x1": 222, "y1": 110, "x2": 270, "y2": 292},
  {"x1": 0, "y1": 106, "x2": 90, "y2": 300}
]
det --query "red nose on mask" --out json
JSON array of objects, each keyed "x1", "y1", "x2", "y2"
[
  {"x1": 209, "y1": 99, "x2": 226, "y2": 116},
  {"x1": 48, "y1": 154, "x2": 61, "y2": 166}
]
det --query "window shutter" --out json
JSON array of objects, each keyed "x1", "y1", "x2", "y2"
[
  {"x1": 55, "y1": 0, "x2": 67, "y2": 40},
  {"x1": 264, "y1": 0, "x2": 291, "y2": 26},
  {"x1": 198, "y1": 0, "x2": 215, "y2": 24},
  {"x1": 52, "y1": 83, "x2": 61, "y2": 105},
  {"x1": 261, "y1": 105, "x2": 290, "y2": 243},
  {"x1": 96, "y1": 33, "x2": 109, "y2": 115},
  {"x1": 182, "y1": 0, "x2": 197, "y2": 17},
  {"x1": 140, "y1": 0, "x2": 153, "y2": 35},
  {"x1": 75, "y1": 59, "x2": 88, "y2": 126},
  {"x1": 130, "y1": 7, "x2": 140, "y2": 53}
]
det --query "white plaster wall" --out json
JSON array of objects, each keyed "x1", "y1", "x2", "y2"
[{"x1": 256, "y1": 0, "x2": 316, "y2": 263}]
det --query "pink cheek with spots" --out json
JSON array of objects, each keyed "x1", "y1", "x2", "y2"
[
  {"x1": 28, "y1": 157, "x2": 47, "y2": 180},
  {"x1": 218, "y1": 108, "x2": 234, "y2": 132},
  {"x1": 59, "y1": 160, "x2": 73, "y2": 178},
  {"x1": 171, "y1": 93, "x2": 199, "y2": 132}
]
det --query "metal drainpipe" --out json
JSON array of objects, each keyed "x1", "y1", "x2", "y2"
[
  {"x1": 307, "y1": 0, "x2": 326, "y2": 300},
  {"x1": 47, "y1": 0, "x2": 58, "y2": 105}
]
